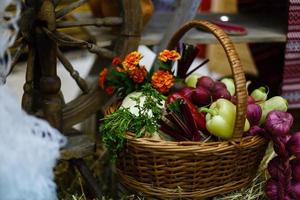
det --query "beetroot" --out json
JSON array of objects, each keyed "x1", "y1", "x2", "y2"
[{"x1": 167, "y1": 92, "x2": 206, "y2": 130}]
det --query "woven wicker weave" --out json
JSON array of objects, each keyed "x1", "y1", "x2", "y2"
[{"x1": 105, "y1": 20, "x2": 269, "y2": 199}]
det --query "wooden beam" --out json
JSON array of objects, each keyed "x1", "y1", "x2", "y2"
[
  {"x1": 56, "y1": 17, "x2": 123, "y2": 28},
  {"x1": 60, "y1": 134, "x2": 95, "y2": 160},
  {"x1": 55, "y1": 0, "x2": 86, "y2": 19}
]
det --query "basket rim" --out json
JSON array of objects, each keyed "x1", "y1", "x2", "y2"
[{"x1": 124, "y1": 132, "x2": 268, "y2": 153}]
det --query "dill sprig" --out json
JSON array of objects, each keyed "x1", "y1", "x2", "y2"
[{"x1": 100, "y1": 83, "x2": 165, "y2": 159}]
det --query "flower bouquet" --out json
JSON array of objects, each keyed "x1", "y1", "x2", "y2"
[{"x1": 98, "y1": 20, "x2": 298, "y2": 199}]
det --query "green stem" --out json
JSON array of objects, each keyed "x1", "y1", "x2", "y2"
[{"x1": 199, "y1": 107, "x2": 217, "y2": 116}]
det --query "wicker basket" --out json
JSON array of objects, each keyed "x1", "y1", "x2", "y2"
[{"x1": 105, "y1": 20, "x2": 269, "y2": 199}]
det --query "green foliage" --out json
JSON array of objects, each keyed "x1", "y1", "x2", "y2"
[
  {"x1": 105, "y1": 68, "x2": 142, "y2": 97},
  {"x1": 100, "y1": 84, "x2": 166, "y2": 159}
]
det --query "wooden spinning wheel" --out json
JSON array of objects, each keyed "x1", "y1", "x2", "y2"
[{"x1": 10, "y1": 0, "x2": 143, "y2": 198}]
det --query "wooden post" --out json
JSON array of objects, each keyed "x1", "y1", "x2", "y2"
[{"x1": 36, "y1": 0, "x2": 62, "y2": 129}]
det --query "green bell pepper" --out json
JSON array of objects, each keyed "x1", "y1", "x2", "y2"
[{"x1": 200, "y1": 98, "x2": 250, "y2": 139}]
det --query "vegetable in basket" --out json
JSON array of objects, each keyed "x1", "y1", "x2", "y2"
[
  {"x1": 160, "y1": 98, "x2": 208, "y2": 141},
  {"x1": 220, "y1": 78, "x2": 235, "y2": 96},
  {"x1": 200, "y1": 98, "x2": 250, "y2": 139},
  {"x1": 166, "y1": 92, "x2": 206, "y2": 131},
  {"x1": 259, "y1": 96, "x2": 288, "y2": 124},
  {"x1": 251, "y1": 86, "x2": 268, "y2": 102}
]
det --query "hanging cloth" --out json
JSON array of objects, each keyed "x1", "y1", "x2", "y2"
[{"x1": 281, "y1": 0, "x2": 300, "y2": 109}]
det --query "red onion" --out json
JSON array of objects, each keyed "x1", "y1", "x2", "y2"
[
  {"x1": 179, "y1": 87, "x2": 194, "y2": 101},
  {"x1": 268, "y1": 156, "x2": 285, "y2": 181},
  {"x1": 291, "y1": 181, "x2": 300, "y2": 199},
  {"x1": 273, "y1": 135, "x2": 291, "y2": 158},
  {"x1": 265, "y1": 179, "x2": 284, "y2": 200},
  {"x1": 247, "y1": 96, "x2": 256, "y2": 104},
  {"x1": 291, "y1": 159, "x2": 300, "y2": 181},
  {"x1": 196, "y1": 76, "x2": 215, "y2": 91},
  {"x1": 245, "y1": 125, "x2": 266, "y2": 137},
  {"x1": 191, "y1": 86, "x2": 211, "y2": 106},
  {"x1": 265, "y1": 111, "x2": 294, "y2": 136},
  {"x1": 214, "y1": 81, "x2": 227, "y2": 91},
  {"x1": 288, "y1": 132, "x2": 300, "y2": 158},
  {"x1": 212, "y1": 87, "x2": 231, "y2": 101},
  {"x1": 283, "y1": 195, "x2": 293, "y2": 200},
  {"x1": 247, "y1": 103, "x2": 262, "y2": 126}
]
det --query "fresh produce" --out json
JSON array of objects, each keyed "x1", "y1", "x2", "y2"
[
  {"x1": 190, "y1": 76, "x2": 231, "y2": 107},
  {"x1": 160, "y1": 99, "x2": 208, "y2": 141},
  {"x1": 259, "y1": 96, "x2": 288, "y2": 124},
  {"x1": 267, "y1": 156, "x2": 283, "y2": 180},
  {"x1": 291, "y1": 181, "x2": 300, "y2": 199},
  {"x1": 166, "y1": 92, "x2": 206, "y2": 131},
  {"x1": 288, "y1": 132, "x2": 300, "y2": 158},
  {"x1": 178, "y1": 87, "x2": 194, "y2": 101},
  {"x1": 191, "y1": 86, "x2": 211, "y2": 106},
  {"x1": 246, "y1": 125, "x2": 266, "y2": 136},
  {"x1": 262, "y1": 109, "x2": 300, "y2": 199},
  {"x1": 246, "y1": 103, "x2": 262, "y2": 126},
  {"x1": 176, "y1": 44, "x2": 201, "y2": 79},
  {"x1": 212, "y1": 82, "x2": 231, "y2": 101},
  {"x1": 221, "y1": 78, "x2": 235, "y2": 96},
  {"x1": 291, "y1": 159, "x2": 300, "y2": 181},
  {"x1": 196, "y1": 76, "x2": 215, "y2": 90},
  {"x1": 265, "y1": 111, "x2": 294, "y2": 136},
  {"x1": 273, "y1": 136, "x2": 291, "y2": 158},
  {"x1": 251, "y1": 86, "x2": 268, "y2": 102},
  {"x1": 200, "y1": 98, "x2": 249, "y2": 139},
  {"x1": 101, "y1": 84, "x2": 165, "y2": 158},
  {"x1": 265, "y1": 179, "x2": 283, "y2": 200},
  {"x1": 185, "y1": 73, "x2": 201, "y2": 88}
]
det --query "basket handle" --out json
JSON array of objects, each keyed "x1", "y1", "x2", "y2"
[{"x1": 167, "y1": 20, "x2": 247, "y2": 138}]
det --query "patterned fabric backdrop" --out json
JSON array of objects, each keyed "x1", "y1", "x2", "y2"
[{"x1": 281, "y1": 0, "x2": 300, "y2": 109}]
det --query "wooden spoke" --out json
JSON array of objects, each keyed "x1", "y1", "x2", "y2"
[
  {"x1": 56, "y1": 17, "x2": 123, "y2": 28},
  {"x1": 8, "y1": 42, "x2": 26, "y2": 75},
  {"x1": 55, "y1": 0, "x2": 87, "y2": 19},
  {"x1": 43, "y1": 28, "x2": 116, "y2": 59},
  {"x1": 57, "y1": 48, "x2": 89, "y2": 94},
  {"x1": 43, "y1": 27, "x2": 86, "y2": 46},
  {"x1": 86, "y1": 43, "x2": 116, "y2": 59}
]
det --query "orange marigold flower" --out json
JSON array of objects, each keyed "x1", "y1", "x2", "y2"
[
  {"x1": 98, "y1": 68, "x2": 108, "y2": 88},
  {"x1": 112, "y1": 56, "x2": 121, "y2": 65},
  {"x1": 122, "y1": 51, "x2": 142, "y2": 71},
  {"x1": 151, "y1": 70, "x2": 174, "y2": 93},
  {"x1": 130, "y1": 66, "x2": 148, "y2": 83},
  {"x1": 159, "y1": 50, "x2": 181, "y2": 62},
  {"x1": 105, "y1": 86, "x2": 114, "y2": 95}
]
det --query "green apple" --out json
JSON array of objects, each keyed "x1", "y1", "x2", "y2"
[{"x1": 185, "y1": 73, "x2": 202, "y2": 88}]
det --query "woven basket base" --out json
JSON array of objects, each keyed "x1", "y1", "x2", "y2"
[{"x1": 117, "y1": 169, "x2": 254, "y2": 200}]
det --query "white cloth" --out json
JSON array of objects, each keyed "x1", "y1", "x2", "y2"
[
  {"x1": 0, "y1": 86, "x2": 67, "y2": 200},
  {"x1": 0, "y1": 0, "x2": 20, "y2": 84}
]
